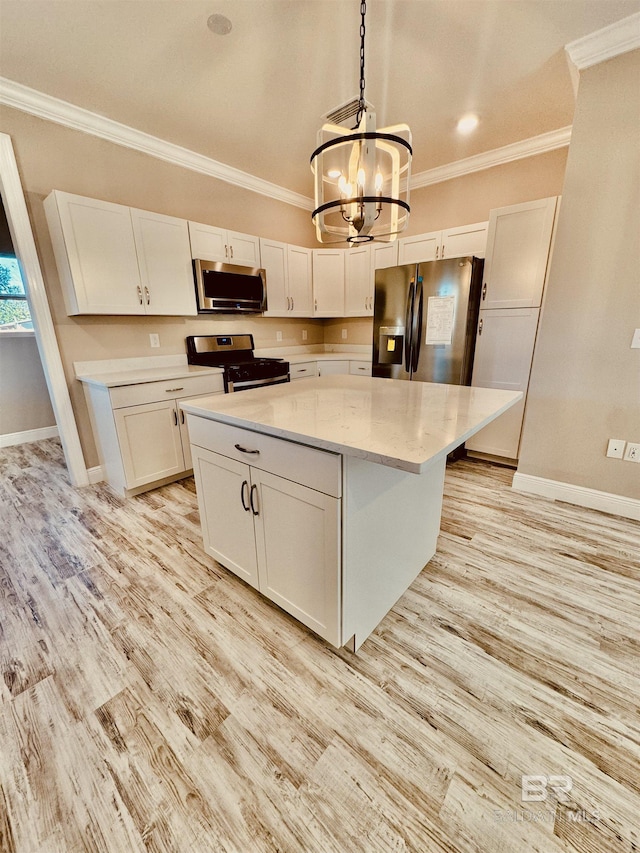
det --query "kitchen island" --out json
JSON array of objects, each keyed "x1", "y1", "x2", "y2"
[{"x1": 181, "y1": 376, "x2": 521, "y2": 650}]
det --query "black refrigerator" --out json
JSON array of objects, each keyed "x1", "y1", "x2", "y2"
[{"x1": 372, "y1": 256, "x2": 484, "y2": 385}]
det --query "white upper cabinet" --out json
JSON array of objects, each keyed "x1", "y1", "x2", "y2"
[
  {"x1": 371, "y1": 241, "x2": 399, "y2": 270},
  {"x1": 261, "y1": 239, "x2": 313, "y2": 317},
  {"x1": 260, "y1": 238, "x2": 288, "y2": 314},
  {"x1": 441, "y1": 221, "x2": 489, "y2": 259},
  {"x1": 398, "y1": 230, "x2": 441, "y2": 264},
  {"x1": 44, "y1": 190, "x2": 196, "y2": 316},
  {"x1": 130, "y1": 208, "x2": 196, "y2": 316},
  {"x1": 313, "y1": 249, "x2": 345, "y2": 317},
  {"x1": 398, "y1": 222, "x2": 489, "y2": 265},
  {"x1": 481, "y1": 197, "x2": 558, "y2": 309},
  {"x1": 188, "y1": 221, "x2": 260, "y2": 267},
  {"x1": 287, "y1": 245, "x2": 313, "y2": 316},
  {"x1": 344, "y1": 244, "x2": 373, "y2": 316}
]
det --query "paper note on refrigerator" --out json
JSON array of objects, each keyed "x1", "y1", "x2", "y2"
[{"x1": 425, "y1": 296, "x2": 455, "y2": 345}]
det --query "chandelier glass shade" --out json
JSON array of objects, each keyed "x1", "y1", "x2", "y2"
[{"x1": 310, "y1": 1, "x2": 412, "y2": 244}]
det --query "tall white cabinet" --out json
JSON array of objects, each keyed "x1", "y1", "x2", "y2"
[
  {"x1": 467, "y1": 197, "x2": 558, "y2": 461},
  {"x1": 260, "y1": 238, "x2": 313, "y2": 316}
]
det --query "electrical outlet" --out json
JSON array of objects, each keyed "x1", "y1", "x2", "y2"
[
  {"x1": 302, "y1": 329, "x2": 308, "y2": 341},
  {"x1": 623, "y1": 442, "x2": 640, "y2": 462},
  {"x1": 341, "y1": 329, "x2": 348, "y2": 340},
  {"x1": 149, "y1": 333, "x2": 160, "y2": 348},
  {"x1": 631, "y1": 329, "x2": 640, "y2": 349},
  {"x1": 276, "y1": 331, "x2": 283, "y2": 342},
  {"x1": 606, "y1": 439, "x2": 625, "y2": 458}
]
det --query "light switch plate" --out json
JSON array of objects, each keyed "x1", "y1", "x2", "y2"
[{"x1": 606, "y1": 438, "x2": 625, "y2": 458}]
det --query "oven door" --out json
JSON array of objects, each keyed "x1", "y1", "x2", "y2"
[{"x1": 227, "y1": 374, "x2": 290, "y2": 393}]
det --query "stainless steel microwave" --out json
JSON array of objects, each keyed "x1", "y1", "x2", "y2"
[{"x1": 193, "y1": 259, "x2": 267, "y2": 313}]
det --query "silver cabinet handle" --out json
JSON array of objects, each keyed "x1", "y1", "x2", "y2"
[
  {"x1": 250, "y1": 483, "x2": 259, "y2": 516},
  {"x1": 225, "y1": 244, "x2": 229, "y2": 258},
  {"x1": 180, "y1": 410, "x2": 185, "y2": 424},
  {"x1": 240, "y1": 480, "x2": 250, "y2": 512},
  {"x1": 314, "y1": 299, "x2": 318, "y2": 312},
  {"x1": 144, "y1": 286, "x2": 150, "y2": 305},
  {"x1": 435, "y1": 246, "x2": 439, "y2": 259},
  {"x1": 482, "y1": 282, "x2": 487, "y2": 301},
  {"x1": 137, "y1": 285, "x2": 143, "y2": 305},
  {"x1": 478, "y1": 318, "x2": 483, "y2": 336},
  {"x1": 173, "y1": 409, "x2": 178, "y2": 426},
  {"x1": 230, "y1": 245, "x2": 234, "y2": 259},
  {"x1": 234, "y1": 443, "x2": 260, "y2": 455},
  {"x1": 298, "y1": 368, "x2": 307, "y2": 373},
  {"x1": 287, "y1": 296, "x2": 291, "y2": 311},
  {"x1": 165, "y1": 387, "x2": 184, "y2": 392},
  {"x1": 291, "y1": 296, "x2": 294, "y2": 310},
  {"x1": 441, "y1": 244, "x2": 445, "y2": 257}
]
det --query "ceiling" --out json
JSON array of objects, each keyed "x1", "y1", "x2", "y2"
[{"x1": 1, "y1": 0, "x2": 638, "y2": 200}]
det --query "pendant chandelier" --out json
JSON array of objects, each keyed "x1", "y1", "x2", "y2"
[{"x1": 310, "y1": 0, "x2": 412, "y2": 244}]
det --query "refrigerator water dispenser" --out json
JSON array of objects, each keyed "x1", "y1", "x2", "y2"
[{"x1": 378, "y1": 326, "x2": 405, "y2": 364}]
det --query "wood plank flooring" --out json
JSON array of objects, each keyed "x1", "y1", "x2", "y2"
[{"x1": 0, "y1": 438, "x2": 638, "y2": 852}]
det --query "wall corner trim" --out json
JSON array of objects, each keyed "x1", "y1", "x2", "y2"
[
  {"x1": 512, "y1": 472, "x2": 640, "y2": 521},
  {"x1": 565, "y1": 12, "x2": 640, "y2": 71},
  {"x1": 86, "y1": 465, "x2": 104, "y2": 485}
]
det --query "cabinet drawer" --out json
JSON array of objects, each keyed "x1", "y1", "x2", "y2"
[
  {"x1": 290, "y1": 361, "x2": 318, "y2": 380},
  {"x1": 110, "y1": 373, "x2": 224, "y2": 409},
  {"x1": 187, "y1": 417, "x2": 341, "y2": 498},
  {"x1": 349, "y1": 361, "x2": 372, "y2": 376}
]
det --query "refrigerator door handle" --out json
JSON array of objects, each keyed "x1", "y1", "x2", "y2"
[
  {"x1": 404, "y1": 278, "x2": 416, "y2": 372},
  {"x1": 411, "y1": 277, "x2": 424, "y2": 373}
]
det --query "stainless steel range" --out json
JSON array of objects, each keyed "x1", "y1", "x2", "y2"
[{"x1": 186, "y1": 334, "x2": 289, "y2": 393}]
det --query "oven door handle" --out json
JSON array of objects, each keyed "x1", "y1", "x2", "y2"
[{"x1": 228, "y1": 374, "x2": 290, "y2": 392}]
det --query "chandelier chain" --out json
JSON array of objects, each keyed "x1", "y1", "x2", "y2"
[{"x1": 356, "y1": 0, "x2": 367, "y2": 126}]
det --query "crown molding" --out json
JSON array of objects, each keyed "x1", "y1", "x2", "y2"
[
  {"x1": 0, "y1": 77, "x2": 313, "y2": 211},
  {"x1": 2, "y1": 75, "x2": 572, "y2": 203},
  {"x1": 565, "y1": 12, "x2": 640, "y2": 71},
  {"x1": 410, "y1": 126, "x2": 572, "y2": 190}
]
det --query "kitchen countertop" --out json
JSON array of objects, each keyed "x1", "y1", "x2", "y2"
[
  {"x1": 181, "y1": 375, "x2": 522, "y2": 474},
  {"x1": 75, "y1": 362, "x2": 222, "y2": 388}
]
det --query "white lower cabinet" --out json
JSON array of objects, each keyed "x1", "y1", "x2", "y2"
[
  {"x1": 290, "y1": 361, "x2": 319, "y2": 381},
  {"x1": 190, "y1": 420, "x2": 341, "y2": 645},
  {"x1": 318, "y1": 360, "x2": 350, "y2": 376},
  {"x1": 81, "y1": 372, "x2": 224, "y2": 496},
  {"x1": 466, "y1": 307, "x2": 540, "y2": 459}
]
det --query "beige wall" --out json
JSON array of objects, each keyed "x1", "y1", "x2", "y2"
[
  {"x1": 0, "y1": 336, "x2": 56, "y2": 435},
  {"x1": 4, "y1": 103, "x2": 568, "y2": 471},
  {"x1": 518, "y1": 49, "x2": 640, "y2": 500}
]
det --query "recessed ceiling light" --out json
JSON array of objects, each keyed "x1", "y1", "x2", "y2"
[
  {"x1": 207, "y1": 13, "x2": 232, "y2": 35},
  {"x1": 457, "y1": 113, "x2": 479, "y2": 135}
]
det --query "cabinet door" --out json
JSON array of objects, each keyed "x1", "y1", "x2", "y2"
[
  {"x1": 344, "y1": 245, "x2": 373, "y2": 316},
  {"x1": 227, "y1": 230, "x2": 261, "y2": 267},
  {"x1": 467, "y1": 308, "x2": 540, "y2": 459},
  {"x1": 482, "y1": 197, "x2": 557, "y2": 309},
  {"x1": 113, "y1": 400, "x2": 185, "y2": 488},
  {"x1": 318, "y1": 360, "x2": 350, "y2": 376},
  {"x1": 188, "y1": 221, "x2": 227, "y2": 262},
  {"x1": 371, "y1": 241, "x2": 398, "y2": 270},
  {"x1": 131, "y1": 209, "x2": 197, "y2": 316},
  {"x1": 287, "y1": 245, "x2": 313, "y2": 316},
  {"x1": 261, "y1": 238, "x2": 288, "y2": 315},
  {"x1": 398, "y1": 230, "x2": 441, "y2": 264},
  {"x1": 45, "y1": 191, "x2": 144, "y2": 315},
  {"x1": 191, "y1": 446, "x2": 260, "y2": 589},
  {"x1": 178, "y1": 392, "x2": 223, "y2": 470},
  {"x1": 313, "y1": 250, "x2": 345, "y2": 316},
  {"x1": 253, "y1": 470, "x2": 341, "y2": 646},
  {"x1": 441, "y1": 221, "x2": 488, "y2": 259}
]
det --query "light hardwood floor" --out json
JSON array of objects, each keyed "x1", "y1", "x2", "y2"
[{"x1": 0, "y1": 439, "x2": 638, "y2": 853}]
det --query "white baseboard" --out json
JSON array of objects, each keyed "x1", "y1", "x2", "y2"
[
  {"x1": 512, "y1": 472, "x2": 640, "y2": 521},
  {"x1": 86, "y1": 465, "x2": 105, "y2": 485},
  {"x1": 0, "y1": 424, "x2": 59, "y2": 448}
]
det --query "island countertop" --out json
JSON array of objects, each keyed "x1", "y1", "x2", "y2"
[{"x1": 181, "y1": 375, "x2": 522, "y2": 474}]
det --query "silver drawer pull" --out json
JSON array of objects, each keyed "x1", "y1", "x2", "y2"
[
  {"x1": 165, "y1": 387, "x2": 184, "y2": 392},
  {"x1": 298, "y1": 369, "x2": 307, "y2": 372},
  {"x1": 235, "y1": 443, "x2": 260, "y2": 455}
]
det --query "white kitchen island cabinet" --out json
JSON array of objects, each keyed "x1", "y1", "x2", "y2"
[{"x1": 183, "y1": 376, "x2": 521, "y2": 651}]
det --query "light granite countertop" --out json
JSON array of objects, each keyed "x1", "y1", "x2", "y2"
[
  {"x1": 75, "y1": 362, "x2": 223, "y2": 389},
  {"x1": 181, "y1": 375, "x2": 522, "y2": 473}
]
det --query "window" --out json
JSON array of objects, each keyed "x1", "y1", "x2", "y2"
[{"x1": 0, "y1": 255, "x2": 32, "y2": 332}]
